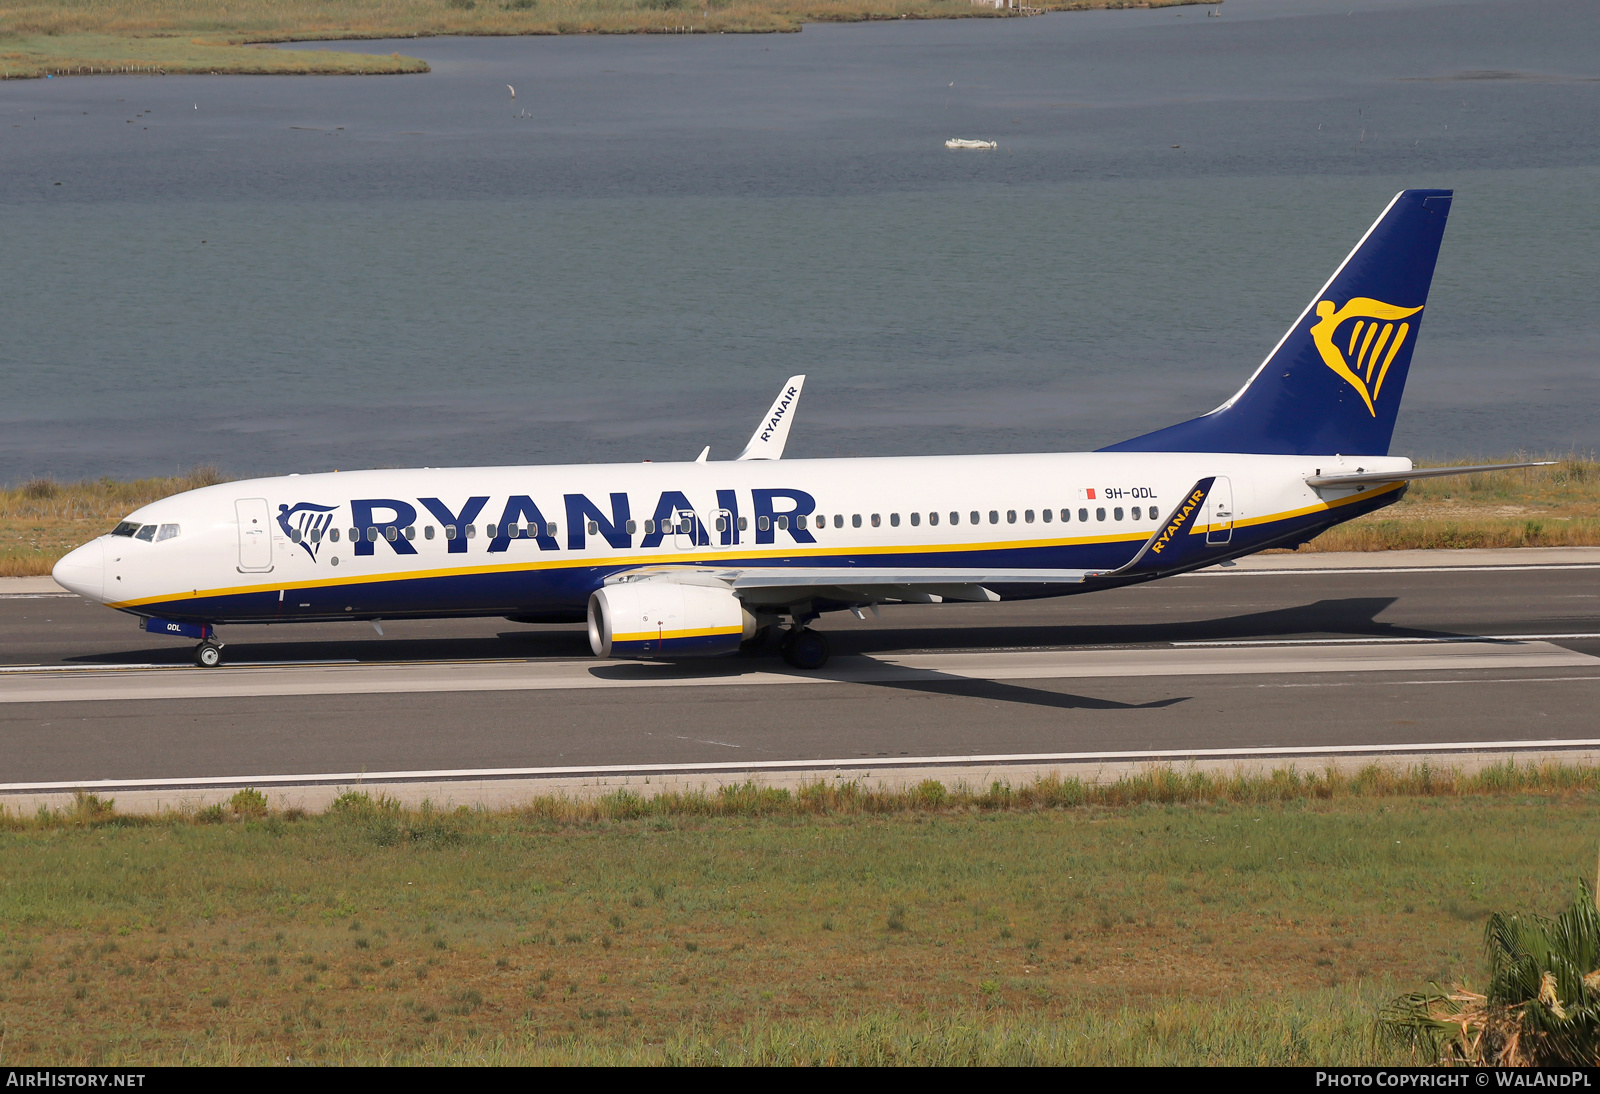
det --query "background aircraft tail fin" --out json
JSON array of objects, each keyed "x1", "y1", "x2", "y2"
[{"x1": 1103, "y1": 189, "x2": 1453, "y2": 456}]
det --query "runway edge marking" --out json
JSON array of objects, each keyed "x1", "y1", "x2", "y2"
[{"x1": 8, "y1": 737, "x2": 1600, "y2": 794}]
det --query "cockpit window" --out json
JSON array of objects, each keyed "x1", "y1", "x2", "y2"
[
  {"x1": 134, "y1": 524, "x2": 157, "y2": 542},
  {"x1": 155, "y1": 524, "x2": 181, "y2": 542},
  {"x1": 112, "y1": 521, "x2": 140, "y2": 537}
]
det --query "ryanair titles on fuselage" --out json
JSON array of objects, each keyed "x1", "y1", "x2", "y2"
[{"x1": 277, "y1": 486, "x2": 821, "y2": 562}]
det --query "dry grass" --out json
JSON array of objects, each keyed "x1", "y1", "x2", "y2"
[
  {"x1": 1298, "y1": 455, "x2": 1600, "y2": 553},
  {"x1": 0, "y1": 466, "x2": 225, "y2": 577},
  {"x1": 0, "y1": 0, "x2": 1206, "y2": 79},
  {"x1": 0, "y1": 762, "x2": 1595, "y2": 1064}
]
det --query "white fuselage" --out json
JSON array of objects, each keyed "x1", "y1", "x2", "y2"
[{"x1": 53, "y1": 449, "x2": 1408, "y2": 626}]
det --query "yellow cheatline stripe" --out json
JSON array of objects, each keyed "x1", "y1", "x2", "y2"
[
  {"x1": 612, "y1": 626, "x2": 743, "y2": 643},
  {"x1": 1213, "y1": 479, "x2": 1403, "y2": 534},
  {"x1": 109, "y1": 482, "x2": 1404, "y2": 611}
]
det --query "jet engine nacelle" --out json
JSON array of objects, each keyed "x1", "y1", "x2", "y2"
[{"x1": 587, "y1": 581, "x2": 757, "y2": 660}]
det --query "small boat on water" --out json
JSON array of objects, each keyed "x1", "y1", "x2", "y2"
[{"x1": 945, "y1": 138, "x2": 997, "y2": 150}]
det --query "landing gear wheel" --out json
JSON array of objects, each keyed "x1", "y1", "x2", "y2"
[
  {"x1": 780, "y1": 628, "x2": 830, "y2": 670},
  {"x1": 195, "y1": 641, "x2": 223, "y2": 668}
]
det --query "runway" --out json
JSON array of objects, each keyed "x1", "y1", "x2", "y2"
[{"x1": 3, "y1": 549, "x2": 1599, "y2": 798}]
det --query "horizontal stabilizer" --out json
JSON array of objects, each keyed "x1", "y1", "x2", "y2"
[
  {"x1": 735, "y1": 375, "x2": 806, "y2": 461},
  {"x1": 1305, "y1": 461, "x2": 1554, "y2": 488}
]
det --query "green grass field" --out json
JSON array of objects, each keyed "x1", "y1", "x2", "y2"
[
  {"x1": 0, "y1": 0, "x2": 1207, "y2": 79},
  {"x1": 2, "y1": 457, "x2": 1594, "y2": 577},
  {"x1": 0, "y1": 765, "x2": 1595, "y2": 1064}
]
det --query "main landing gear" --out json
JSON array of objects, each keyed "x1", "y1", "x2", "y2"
[
  {"x1": 195, "y1": 640, "x2": 225, "y2": 668},
  {"x1": 780, "y1": 628, "x2": 830, "y2": 670}
]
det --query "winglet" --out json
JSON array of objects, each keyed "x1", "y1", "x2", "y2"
[
  {"x1": 735, "y1": 375, "x2": 806, "y2": 461},
  {"x1": 1095, "y1": 478, "x2": 1217, "y2": 578}
]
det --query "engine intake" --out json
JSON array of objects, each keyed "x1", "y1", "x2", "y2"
[{"x1": 588, "y1": 581, "x2": 756, "y2": 660}]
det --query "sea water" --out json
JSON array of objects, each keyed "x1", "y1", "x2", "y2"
[{"x1": 0, "y1": 0, "x2": 1595, "y2": 482}]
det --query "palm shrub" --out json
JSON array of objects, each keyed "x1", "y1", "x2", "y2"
[{"x1": 1379, "y1": 883, "x2": 1600, "y2": 1065}]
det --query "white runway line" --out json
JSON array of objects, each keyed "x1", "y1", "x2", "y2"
[
  {"x1": 7, "y1": 736, "x2": 1600, "y2": 794},
  {"x1": 0, "y1": 640, "x2": 1592, "y2": 705}
]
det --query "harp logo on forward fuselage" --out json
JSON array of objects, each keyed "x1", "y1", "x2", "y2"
[{"x1": 1308, "y1": 297, "x2": 1424, "y2": 416}]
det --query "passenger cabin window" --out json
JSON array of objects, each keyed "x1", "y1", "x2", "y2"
[
  {"x1": 625, "y1": 520, "x2": 638, "y2": 535},
  {"x1": 330, "y1": 528, "x2": 342, "y2": 543},
  {"x1": 587, "y1": 521, "x2": 599, "y2": 535},
  {"x1": 1096, "y1": 508, "x2": 1106, "y2": 521},
  {"x1": 929, "y1": 511, "x2": 939, "y2": 526},
  {"x1": 1059, "y1": 509, "x2": 1069, "y2": 522},
  {"x1": 776, "y1": 515, "x2": 789, "y2": 531},
  {"x1": 444, "y1": 526, "x2": 457, "y2": 541},
  {"x1": 1006, "y1": 510, "x2": 1017, "y2": 524},
  {"x1": 366, "y1": 527, "x2": 379, "y2": 542},
  {"x1": 289, "y1": 529, "x2": 302, "y2": 544},
  {"x1": 1042, "y1": 509, "x2": 1052, "y2": 523},
  {"x1": 1114, "y1": 507, "x2": 1124, "y2": 521},
  {"x1": 425, "y1": 526, "x2": 435, "y2": 540},
  {"x1": 1131, "y1": 506, "x2": 1141, "y2": 520},
  {"x1": 404, "y1": 526, "x2": 416, "y2": 540},
  {"x1": 871, "y1": 514, "x2": 881, "y2": 528},
  {"x1": 1078, "y1": 508, "x2": 1089, "y2": 523},
  {"x1": 465, "y1": 524, "x2": 477, "y2": 539},
  {"x1": 737, "y1": 517, "x2": 748, "y2": 531},
  {"x1": 832, "y1": 515, "x2": 843, "y2": 529},
  {"x1": 988, "y1": 511, "x2": 999, "y2": 525},
  {"x1": 135, "y1": 524, "x2": 157, "y2": 542},
  {"x1": 798, "y1": 515, "x2": 808, "y2": 530},
  {"x1": 852, "y1": 514, "x2": 862, "y2": 528},
  {"x1": 891, "y1": 513, "x2": 901, "y2": 527},
  {"x1": 386, "y1": 526, "x2": 399, "y2": 541},
  {"x1": 950, "y1": 512, "x2": 959, "y2": 525},
  {"x1": 112, "y1": 521, "x2": 140, "y2": 537},
  {"x1": 758, "y1": 516, "x2": 770, "y2": 532},
  {"x1": 1024, "y1": 510, "x2": 1034, "y2": 523}
]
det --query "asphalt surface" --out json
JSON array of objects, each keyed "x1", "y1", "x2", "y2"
[{"x1": 3, "y1": 561, "x2": 1599, "y2": 788}]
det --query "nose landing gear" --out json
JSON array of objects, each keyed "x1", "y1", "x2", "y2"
[{"x1": 195, "y1": 640, "x2": 224, "y2": 668}]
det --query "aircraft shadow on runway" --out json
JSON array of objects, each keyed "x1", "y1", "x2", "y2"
[
  {"x1": 824, "y1": 596, "x2": 1452, "y2": 656},
  {"x1": 65, "y1": 595, "x2": 1449, "y2": 671},
  {"x1": 586, "y1": 657, "x2": 1193, "y2": 712}
]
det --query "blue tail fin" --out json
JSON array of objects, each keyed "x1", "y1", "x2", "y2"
[{"x1": 1103, "y1": 189, "x2": 1453, "y2": 456}]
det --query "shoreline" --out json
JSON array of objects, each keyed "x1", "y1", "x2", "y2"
[{"x1": 0, "y1": 0, "x2": 1213, "y2": 80}]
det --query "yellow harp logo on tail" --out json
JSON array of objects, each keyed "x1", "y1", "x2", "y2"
[{"x1": 1308, "y1": 297, "x2": 1424, "y2": 416}]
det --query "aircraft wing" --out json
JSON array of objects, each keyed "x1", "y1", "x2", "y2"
[
  {"x1": 734, "y1": 375, "x2": 806, "y2": 461},
  {"x1": 1305, "y1": 460, "x2": 1553, "y2": 488},
  {"x1": 604, "y1": 565, "x2": 1093, "y2": 606}
]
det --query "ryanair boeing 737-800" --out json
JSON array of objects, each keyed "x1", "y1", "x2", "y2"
[{"x1": 52, "y1": 189, "x2": 1546, "y2": 669}]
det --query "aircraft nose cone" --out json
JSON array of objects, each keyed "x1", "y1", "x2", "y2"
[{"x1": 53, "y1": 539, "x2": 105, "y2": 601}]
